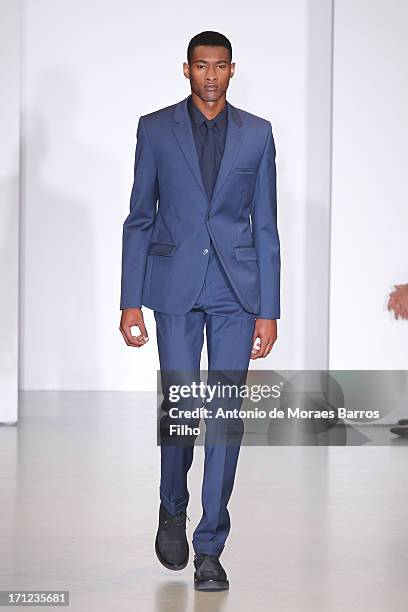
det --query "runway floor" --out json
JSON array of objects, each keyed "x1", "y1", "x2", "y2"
[{"x1": 1, "y1": 391, "x2": 408, "y2": 611}]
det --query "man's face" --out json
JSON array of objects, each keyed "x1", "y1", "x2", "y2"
[{"x1": 183, "y1": 45, "x2": 235, "y2": 102}]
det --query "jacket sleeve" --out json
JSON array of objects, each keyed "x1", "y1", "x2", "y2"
[
  {"x1": 252, "y1": 122, "x2": 281, "y2": 319},
  {"x1": 120, "y1": 116, "x2": 159, "y2": 310}
]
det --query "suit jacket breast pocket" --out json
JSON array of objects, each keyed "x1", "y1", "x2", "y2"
[{"x1": 233, "y1": 167, "x2": 257, "y2": 174}]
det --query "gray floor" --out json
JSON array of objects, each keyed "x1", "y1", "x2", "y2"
[{"x1": 1, "y1": 391, "x2": 408, "y2": 611}]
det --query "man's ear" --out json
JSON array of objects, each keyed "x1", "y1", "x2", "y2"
[
  {"x1": 230, "y1": 62, "x2": 236, "y2": 78},
  {"x1": 183, "y1": 62, "x2": 190, "y2": 79}
]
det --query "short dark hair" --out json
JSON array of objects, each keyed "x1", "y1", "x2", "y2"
[{"x1": 187, "y1": 31, "x2": 232, "y2": 64}]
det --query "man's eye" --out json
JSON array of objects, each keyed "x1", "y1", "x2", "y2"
[{"x1": 218, "y1": 64, "x2": 227, "y2": 69}]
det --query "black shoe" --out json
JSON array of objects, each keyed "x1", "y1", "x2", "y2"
[
  {"x1": 193, "y1": 553, "x2": 229, "y2": 591},
  {"x1": 397, "y1": 419, "x2": 408, "y2": 425},
  {"x1": 155, "y1": 503, "x2": 190, "y2": 570},
  {"x1": 390, "y1": 425, "x2": 408, "y2": 437}
]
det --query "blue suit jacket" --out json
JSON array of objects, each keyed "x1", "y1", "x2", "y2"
[{"x1": 120, "y1": 95, "x2": 281, "y2": 319}]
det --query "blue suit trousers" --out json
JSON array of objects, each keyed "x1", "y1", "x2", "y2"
[{"x1": 154, "y1": 239, "x2": 256, "y2": 556}]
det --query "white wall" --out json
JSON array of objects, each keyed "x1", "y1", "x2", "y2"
[
  {"x1": 0, "y1": 0, "x2": 20, "y2": 422},
  {"x1": 21, "y1": 0, "x2": 331, "y2": 390},
  {"x1": 330, "y1": 0, "x2": 408, "y2": 371}
]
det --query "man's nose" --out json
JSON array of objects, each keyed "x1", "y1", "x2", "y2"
[{"x1": 206, "y1": 68, "x2": 217, "y2": 80}]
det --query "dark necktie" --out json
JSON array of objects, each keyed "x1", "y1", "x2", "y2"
[{"x1": 202, "y1": 119, "x2": 217, "y2": 202}]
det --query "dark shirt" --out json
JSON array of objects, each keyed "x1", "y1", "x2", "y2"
[{"x1": 187, "y1": 94, "x2": 228, "y2": 201}]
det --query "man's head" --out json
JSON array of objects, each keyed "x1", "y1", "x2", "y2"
[{"x1": 183, "y1": 31, "x2": 235, "y2": 103}]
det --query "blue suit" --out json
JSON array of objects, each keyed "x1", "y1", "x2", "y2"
[
  {"x1": 120, "y1": 95, "x2": 280, "y2": 319},
  {"x1": 120, "y1": 95, "x2": 280, "y2": 556}
]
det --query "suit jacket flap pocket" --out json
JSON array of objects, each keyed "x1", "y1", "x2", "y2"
[
  {"x1": 148, "y1": 242, "x2": 177, "y2": 256},
  {"x1": 235, "y1": 246, "x2": 258, "y2": 261}
]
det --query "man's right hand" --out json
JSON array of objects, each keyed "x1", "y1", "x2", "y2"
[{"x1": 119, "y1": 308, "x2": 149, "y2": 347}]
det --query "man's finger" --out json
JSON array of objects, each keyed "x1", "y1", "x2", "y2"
[
  {"x1": 252, "y1": 336, "x2": 269, "y2": 359},
  {"x1": 260, "y1": 337, "x2": 274, "y2": 358},
  {"x1": 120, "y1": 324, "x2": 146, "y2": 347},
  {"x1": 263, "y1": 340, "x2": 275, "y2": 358},
  {"x1": 136, "y1": 319, "x2": 149, "y2": 342},
  {"x1": 251, "y1": 335, "x2": 261, "y2": 358}
]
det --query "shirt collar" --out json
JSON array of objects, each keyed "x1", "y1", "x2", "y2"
[{"x1": 188, "y1": 94, "x2": 228, "y2": 129}]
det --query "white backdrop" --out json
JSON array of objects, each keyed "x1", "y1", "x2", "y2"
[
  {"x1": 12, "y1": 0, "x2": 406, "y2": 398},
  {"x1": 0, "y1": 0, "x2": 20, "y2": 422},
  {"x1": 20, "y1": 0, "x2": 333, "y2": 391},
  {"x1": 329, "y1": 0, "x2": 408, "y2": 369}
]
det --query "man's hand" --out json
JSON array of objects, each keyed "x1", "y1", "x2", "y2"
[
  {"x1": 388, "y1": 284, "x2": 408, "y2": 320},
  {"x1": 251, "y1": 319, "x2": 277, "y2": 359},
  {"x1": 119, "y1": 308, "x2": 149, "y2": 347}
]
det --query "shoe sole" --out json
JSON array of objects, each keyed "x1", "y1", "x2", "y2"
[
  {"x1": 194, "y1": 578, "x2": 229, "y2": 591},
  {"x1": 155, "y1": 533, "x2": 189, "y2": 571}
]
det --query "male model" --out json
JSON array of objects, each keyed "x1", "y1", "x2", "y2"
[{"x1": 119, "y1": 31, "x2": 280, "y2": 591}]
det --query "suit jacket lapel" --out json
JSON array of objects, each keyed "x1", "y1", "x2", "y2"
[
  {"x1": 172, "y1": 96, "x2": 207, "y2": 201},
  {"x1": 172, "y1": 96, "x2": 243, "y2": 208},
  {"x1": 210, "y1": 103, "x2": 243, "y2": 207}
]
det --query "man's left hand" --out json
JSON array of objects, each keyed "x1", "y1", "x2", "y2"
[{"x1": 251, "y1": 319, "x2": 277, "y2": 359}]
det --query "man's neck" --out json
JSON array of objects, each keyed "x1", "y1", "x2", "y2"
[{"x1": 190, "y1": 92, "x2": 227, "y2": 121}]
